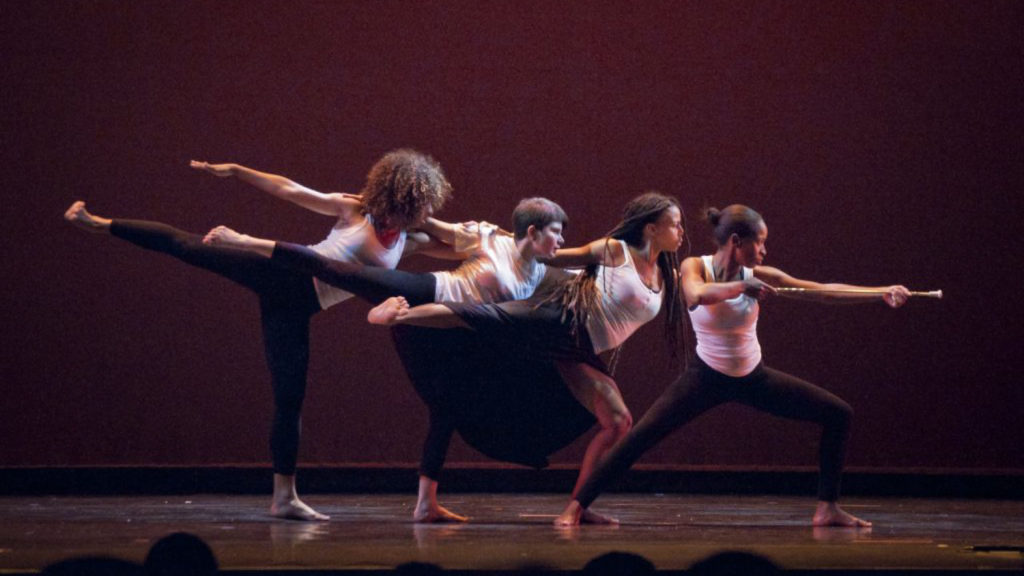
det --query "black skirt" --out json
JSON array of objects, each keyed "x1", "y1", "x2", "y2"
[{"x1": 390, "y1": 299, "x2": 603, "y2": 468}]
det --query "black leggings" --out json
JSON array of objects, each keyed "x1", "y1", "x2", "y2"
[
  {"x1": 109, "y1": 222, "x2": 438, "y2": 475},
  {"x1": 271, "y1": 242, "x2": 436, "y2": 307},
  {"x1": 575, "y1": 357, "x2": 853, "y2": 506},
  {"x1": 270, "y1": 243, "x2": 449, "y2": 479},
  {"x1": 111, "y1": 220, "x2": 321, "y2": 475}
]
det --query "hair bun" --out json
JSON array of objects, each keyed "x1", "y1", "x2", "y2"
[{"x1": 705, "y1": 207, "x2": 721, "y2": 226}]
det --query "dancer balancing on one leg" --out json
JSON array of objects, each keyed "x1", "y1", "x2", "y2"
[
  {"x1": 63, "y1": 150, "x2": 452, "y2": 521},
  {"x1": 368, "y1": 192, "x2": 686, "y2": 524},
  {"x1": 555, "y1": 204, "x2": 913, "y2": 527},
  {"x1": 202, "y1": 197, "x2": 570, "y2": 522}
]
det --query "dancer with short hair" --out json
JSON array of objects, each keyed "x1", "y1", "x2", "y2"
[{"x1": 202, "y1": 196, "x2": 570, "y2": 522}]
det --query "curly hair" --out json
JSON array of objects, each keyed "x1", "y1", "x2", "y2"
[
  {"x1": 360, "y1": 149, "x2": 452, "y2": 228},
  {"x1": 553, "y1": 191, "x2": 685, "y2": 370}
]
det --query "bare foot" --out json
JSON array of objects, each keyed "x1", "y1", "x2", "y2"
[
  {"x1": 367, "y1": 296, "x2": 409, "y2": 325},
  {"x1": 813, "y1": 501, "x2": 871, "y2": 527},
  {"x1": 414, "y1": 504, "x2": 469, "y2": 523},
  {"x1": 64, "y1": 201, "x2": 111, "y2": 233},
  {"x1": 202, "y1": 225, "x2": 249, "y2": 248},
  {"x1": 271, "y1": 497, "x2": 330, "y2": 522},
  {"x1": 554, "y1": 501, "x2": 584, "y2": 527},
  {"x1": 579, "y1": 508, "x2": 619, "y2": 525}
]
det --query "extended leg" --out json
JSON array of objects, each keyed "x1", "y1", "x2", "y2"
[
  {"x1": 368, "y1": 299, "x2": 470, "y2": 328},
  {"x1": 738, "y1": 367, "x2": 866, "y2": 527}
]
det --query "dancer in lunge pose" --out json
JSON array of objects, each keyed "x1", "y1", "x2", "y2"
[
  {"x1": 555, "y1": 204, "x2": 912, "y2": 527},
  {"x1": 202, "y1": 197, "x2": 570, "y2": 522},
  {"x1": 63, "y1": 150, "x2": 452, "y2": 521},
  {"x1": 369, "y1": 192, "x2": 686, "y2": 524}
]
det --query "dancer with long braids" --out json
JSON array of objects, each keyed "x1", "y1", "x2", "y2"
[
  {"x1": 63, "y1": 150, "x2": 452, "y2": 521},
  {"x1": 555, "y1": 204, "x2": 912, "y2": 527},
  {"x1": 368, "y1": 191, "x2": 686, "y2": 523},
  {"x1": 201, "y1": 197, "x2": 570, "y2": 522}
]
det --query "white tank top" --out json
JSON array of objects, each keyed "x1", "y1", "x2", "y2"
[
  {"x1": 307, "y1": 214, "x2": 408, "y2": 309},
  {"x1": 432, "y1": 222, "x2": 546, "y2": 304},
  {"x1": 585, "y1": 240, "x2": 665, "y2": 354},
  {"x1": 688, "y1": 254, "x2": 761, "y2": 376}
]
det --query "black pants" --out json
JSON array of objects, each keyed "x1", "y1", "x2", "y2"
[
  {"x1": 271, "y1": 243, "x2": 451, "y2": 479},
  {"x1": 271, "y1": 242, "x2": 436, "y2": 307},
  {"x1": 108, "y1": 226, "x2": 441, "y2": 476},
  {"x1": 111, "y1": 220, "x2": 325, "y2": 475},
  {"x1": 575, "y1": 356, "x2": 853, "y2": 506}
]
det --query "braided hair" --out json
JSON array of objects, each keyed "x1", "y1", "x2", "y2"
[{"x1": 552, "y1": 191, "x2": 685, "y2": 370}]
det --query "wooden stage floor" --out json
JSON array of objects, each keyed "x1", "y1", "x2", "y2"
[{"x1": 1, "y1": 494, "x2": 1021, "y2": 574}]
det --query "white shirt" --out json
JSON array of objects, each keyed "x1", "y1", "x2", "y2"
[
  {"x1": 307, "y1": 214, "x2": 408, "y2": 309},
  {"x1": 585, "y1": 240, "x2": 665, "y2": 354},
  {"x1": 688, "y1": 254, "x2": 761, "y2": 377},
  {"x1": 433, "y1": 222, "x2": 546, "y2": 304}
]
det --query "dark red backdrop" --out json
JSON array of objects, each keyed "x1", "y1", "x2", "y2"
[{"x1": 3, "y1": 2, "x2": 1021, "y2": 472}]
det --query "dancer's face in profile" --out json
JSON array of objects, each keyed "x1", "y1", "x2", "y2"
[
  {"x1": 649, "y1": 205, "x2": 685, "y2": 253},
  {"x1": 735, "y1": 220, "x2": 768, "y2": 267},
  {"x1": 530, "y1": 221, "x2": 565, "y2": 259}
]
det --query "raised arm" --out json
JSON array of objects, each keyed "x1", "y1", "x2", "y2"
[
  {"x1": 190, "y1": 161, "x2": 360, "y2": 218},
  {"x1": 753, "y1": 266, "x2": 910, "y2": 308},
  {"x1": 680, "y1": 256, "x2": 775, "y2": 309}
]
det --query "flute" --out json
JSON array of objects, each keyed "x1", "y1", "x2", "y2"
[{"x1": 776, "y1": 287, "x2": 943, "y2": 299}]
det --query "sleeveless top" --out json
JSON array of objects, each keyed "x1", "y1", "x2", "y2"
[
  {"x1": 433, "y1": 222, "x2": 546, "y2": 304},
  {"x1": 688, "y1": 254, "x2": 761, "y2": 376},
  {"x1": 584, "y1": 240, "x2": 665, "y2": 354},
  {"x1": 307, "y1": 214, "x2": 408, "y2": 309}
]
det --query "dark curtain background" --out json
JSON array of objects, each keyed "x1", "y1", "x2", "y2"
[{"x1": 2, "y1": 1, "x2": 1021, "y2": 472}]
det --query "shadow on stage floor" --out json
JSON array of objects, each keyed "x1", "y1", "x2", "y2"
[{"x1": 1, "y1": 493, "x2": 1021, "y2": 575}]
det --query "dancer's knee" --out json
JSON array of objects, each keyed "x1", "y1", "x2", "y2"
[{"x1": 607, "y1": 409, "x2": 633, "y2": 439}]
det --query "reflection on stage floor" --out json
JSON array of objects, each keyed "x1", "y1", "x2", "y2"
[{"x1": 1, "y1": 493, "x2": 1021, "y2": 573}]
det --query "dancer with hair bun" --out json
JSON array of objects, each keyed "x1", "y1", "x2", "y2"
[
  {"x1": 64, "y1": 150, "x2": 452, "y2": 521},
  {"x1": 556, "y1": 204, "x2": 912, "y2": 527}
]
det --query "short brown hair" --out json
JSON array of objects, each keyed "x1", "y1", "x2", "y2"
[{"x1": 511, "y1": 197, "x2": 568, "y2": 240}]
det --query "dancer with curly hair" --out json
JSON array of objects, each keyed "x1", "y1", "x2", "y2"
[
  {"x1": 64, "y1": 150, "x2": 452, "y2": 521},
  {"x1": 555, "y1": 204, "x2": 911, "y2": 527}
]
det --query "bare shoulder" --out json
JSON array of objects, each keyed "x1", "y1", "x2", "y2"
[
  {"x1": 331, "y1": 193, "x2": 364, "y2": 225},
  {"x1": 680, "y1": 256, "x2": 705, "y2": 278},
  {"x1": 594, "y1": 237, "x2": 626, "y2": 266}
]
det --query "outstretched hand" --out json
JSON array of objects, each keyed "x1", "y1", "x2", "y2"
[
  {"x1": 883, "y1": 285, "x2": 911, "y2": 308},
  {"x1": 190, "y1": 160, "x2": 235, "y2": 177},
  {"x1": 743, "y1": 277, "x2": 777, "y2": 301}
]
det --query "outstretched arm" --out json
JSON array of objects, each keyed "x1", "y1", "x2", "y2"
[
  {"x1": 680, "y1": 256, "x2": 775, "y2": 309},
  {"x1": 190, "y1": 160, "x2": 360, "y2": 218},
  {"x1": 545, "y1": 238, "x2": 624, "y2": 268},
  {"x1": 754, "y1": 266, "x2": 910, "y2": 307},
  {"x1": 403, "y1": 230, "x2": 469, "y2": 260}
]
